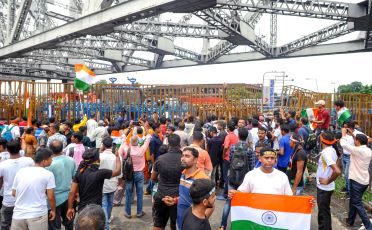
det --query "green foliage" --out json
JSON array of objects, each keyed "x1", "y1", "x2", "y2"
[
  {"x1": 95, "y1": 80, "x2": 108, "y2": 85},
  {"x1": 337, "y1": 81, "x2": 372, "y2": 94}
]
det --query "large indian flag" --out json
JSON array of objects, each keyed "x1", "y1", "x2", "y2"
[
  {"x1": 301, "y1": 108, "x2": 319, "y2": 130},
  {"x1": 74, "y1": 64, "x2": 95, "y2": 92},
  {"x1": 231, "y1": 193, "x2": 312, "y2": 230},
  {"x1": 337, "y1": 107, "x2": 351, "y2": 126}
]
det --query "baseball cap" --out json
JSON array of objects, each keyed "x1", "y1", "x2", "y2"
[{"x1": 315, "y1": 100, "x2": 325, "y2": 105}]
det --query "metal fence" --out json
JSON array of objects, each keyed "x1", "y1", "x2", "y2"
[{"x1": 0, "y1": 81, "x2": 370, "y2": 137}]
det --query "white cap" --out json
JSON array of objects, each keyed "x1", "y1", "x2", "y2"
[{"x1": 315, "y1": 100, "x2": 326, "y2": 105}]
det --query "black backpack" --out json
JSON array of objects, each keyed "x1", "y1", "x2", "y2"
[
  {"x1": 122, "y1": 148, "x2": 134, "y2": 181},
  {"x1": 304, "y1": 127, "x2": 316, "y2": 150},
  {"x1": 229, "y1": 143, "x2": 251, "y2": 187}
]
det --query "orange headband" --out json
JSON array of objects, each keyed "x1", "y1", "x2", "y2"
[{"x1": 320, "y1": 135, "x2": 336, "y2": 145}]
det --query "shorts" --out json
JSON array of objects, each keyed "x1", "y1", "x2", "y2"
[{"x1": 152, "y1": 193, "x2": 177, "y2": 229}]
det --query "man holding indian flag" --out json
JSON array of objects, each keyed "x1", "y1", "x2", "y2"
[{"x1": 228, "y1": 147, "x2": 314, "y2": 230}]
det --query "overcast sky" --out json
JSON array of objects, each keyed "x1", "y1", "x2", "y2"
[{"x1": 94, "y1": 0, "x2": 372, "y2": 93}]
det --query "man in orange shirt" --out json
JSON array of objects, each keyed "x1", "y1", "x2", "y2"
[{"x1": 189, "y1": 132, "x2": 213, "y2": 177}]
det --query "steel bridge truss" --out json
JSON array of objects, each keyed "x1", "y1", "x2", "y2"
[{"x1": 0, "y1": 0, "x2": 371, "y2": 79}]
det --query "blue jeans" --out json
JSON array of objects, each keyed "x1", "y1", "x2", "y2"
[
  {"x1": 102, "y1": 192, "x2": 115, "y2": 230},
  {"x1": 222, "y1": 160, "x2": 230, "y2": 197},
  {"x1": 342, "y1": 154, "x2": 350, "y2": 192},
  {"x1": 295, "y1": 186, "x2": 304, "y2": 196},
  {"x1": 220, "y1": 184, "x2": 238, "y2": 229},
  {"x1": 347, "y1": 180, "x2": 372, "y2": 230},
  {"x1": 125, "y1": 171, "x2": 144, "y2": 216}
]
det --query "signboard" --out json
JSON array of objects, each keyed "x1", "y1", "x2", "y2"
[{"x1": 269, "y1": 79, "x2": 275, "y2": 108}]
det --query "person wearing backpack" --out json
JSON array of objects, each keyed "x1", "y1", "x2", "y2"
[
  {"x1": 298, "y1": 118, "x2": 310, "y2": 152},
  {"x1": 219, "y1": 128, "x2": 255, "y2": 230},
  {"x1": 1, "y1": 117, "x2": 20, "y2": 142}
]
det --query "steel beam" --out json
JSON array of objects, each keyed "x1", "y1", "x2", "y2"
[
  {"x1": 5, "y1": 0, "x2": 32, "y2": 44},
  {"x1": 115, "y1": 20, "x2": 223, "y2": 39},
  {"x1": 216, "y1": 0, "x2": 365, "y2": 21},
  {"x1": 277, "y1": 21, "x2": 353, "y2": 56},
  {"x1": 195, "y1": 8, "x2": 272, "y2": 57},
  {"x1": 120, "y1": 40, "x2": 367, "y2": 72},
  {"x1": 0, "y1": 0, "x2": 217, "y2": 59}
]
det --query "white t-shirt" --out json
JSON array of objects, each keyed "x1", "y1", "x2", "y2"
[
  {"x1": 251, "y1": 127, "x2": 259, "y2": 147},
  {"x1": 12, "y1": 167, "x2": 55, "y2": 219},
  {"x1": 0, "y1": 157, "x2": 34, "y2": 207},
  {"x1": 342, "y1": 134, "x2": 354, "y2": 155},
  {"x1": 238, "y1": 168, "x2": 293, "y2": 195},
  {"x1": 272, "y1": 128, "x2": 282, "y2": 150},
  {"x1": 316, "y1": 146, "x2": 338, "y2": 191},
  {"x1": 99, "y1": 150, "x2": 122, "y2": 193},
  {"x1": 87, "y1": 119, "x2": 98, "y2": 140}
]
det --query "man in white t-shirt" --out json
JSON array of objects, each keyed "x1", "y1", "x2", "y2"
[
  {"x1": 99, "y1": 137, "x2": 122, "y2": 230},
  {"x1": 11, "y1": 148, "x2": 56, "y2": 230},
  {"x1": 228, "y1": 147, "x2": 292, "y2": 198},
  {"x1": 316, "y1": 131, "x2": 341, "y2": 230},
  {"x1": 0, "y1": 140, "x2": 34, "y2": 230},
  {"x1": 86, "y1": 114, "x2": 98, "y2": 146}
]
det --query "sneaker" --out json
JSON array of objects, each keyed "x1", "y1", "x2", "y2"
[
  {"x1": 216, "y1": 195, "x2": 226, "y2": 201},
  {"x1": 124, "y1": 213, "x2": 131, "y2": 219},
  {"x1": 342, "y1": 218, "x2": 353, "y2": 227},
  {"x1": 136, "y1": 211, "x2": 145, "y2": 218}
]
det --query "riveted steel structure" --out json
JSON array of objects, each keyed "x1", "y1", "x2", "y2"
[{"x1": 0, "y1": 0, "x2": 371, "y2": 79}]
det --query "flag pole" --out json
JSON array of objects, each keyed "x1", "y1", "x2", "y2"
[{"x1": 78, "y1": 90, "x2": 84, "y2": 116}]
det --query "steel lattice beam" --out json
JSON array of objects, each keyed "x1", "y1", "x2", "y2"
[
  {"x1": 216, "y1": 0, "x2": 364, "y2": 21},
  {"x1": 195, "y1": 8, "x2": 272, "y2": 57},
  {"x1": 5, "y1": 0, "x2": 32, "y2": 44},
  {"x1": 0, "y1": 0, "x2": 217, "y2": 59},
  {"x1": 277, "y1": 21, "x2": 353, "y2": 56},
  {"x1": 115, "y1": 20, "x2": 224, "y2": 39}
]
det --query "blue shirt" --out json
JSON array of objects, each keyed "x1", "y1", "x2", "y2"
[
  {"x1": 298, "y1": 127, "x2": 309, "y2": 145},
  {"x1": 46, "y1": 155, "x2": 76, "y2": 206},
  {"x1": 278, "y1": 134, "x2": 293, "y2": 168}
]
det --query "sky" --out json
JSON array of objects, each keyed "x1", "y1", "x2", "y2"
[
  {"x1": 93, "y1": 1, "x2": 372, "y2": 93},
  {"x1": 95, "y1": 51, "x2": 372, "y2": 93},
  {"x1": 44, "y1": 0, "x2": 372, "y2": 93}
]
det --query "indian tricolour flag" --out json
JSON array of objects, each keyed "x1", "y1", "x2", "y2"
[
  {"x1": 74, "y1": 64, "x2": 95, "y2": 92},
  {"x1": 231, "y1": 193, "x2": 312, "y2": 230},
  {"x1": 301, "y1": 108, "x2": 319, "y2": 130},
  {"x1": 337, "y1": 107, "x2": 351, "y2": 126}
]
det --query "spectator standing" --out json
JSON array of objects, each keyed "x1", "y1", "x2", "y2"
[
  {"x1": 47, "y1": 140, "x2": 76, "y2": 230},
  {"x1": 189, "y1": 132, "x2": 213, "y2": 176},
  {"x1": 174, "y1": 122, "x2": 189, "y2": 148},
  {"x1": 47, "y1": 122, "x2": 67, "y2": 149},
  {"x1": 277, "y1": 124, "x2": 292, "y2": 173},
  {"x1": 11, "y1": 148, "x2": 56, "y2": 230},
  {"x1": 206, "y1": 127, "x2": 223, "y2": 183},
  {"x1": 86, "y1": 114, "x2": 98, "y2": 147},
  {"x1": 0, "y1": 140, "x2": 34, "y2": 230},
  {"x1": 64, "y1": 132, "x2": 87, "y2": 167}
]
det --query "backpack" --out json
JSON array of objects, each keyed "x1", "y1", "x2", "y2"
[
  {"x1": 304, "y1": 127, "x2": 316, "y2": 150},
  {"x1": 122, "y1": 148, "x2": 134, "y2": 181},
  {"x1": 229, "y1": 143, "x2": 251, "y2": 187},
  {"x1": 2, "y1": 126, "x2": 14, "y2": 141},
  {"x1": 69, "y1": 146, "x2": 89, "y2": 158}
]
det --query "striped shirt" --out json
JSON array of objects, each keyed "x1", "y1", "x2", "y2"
[{"x1": 177, "y1": 169, "x2": 209, "y2": 230}]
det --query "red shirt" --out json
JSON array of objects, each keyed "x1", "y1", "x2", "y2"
[
  {"x1": 223, "y1": 132, "x2": 238, "y2": 161},
  {"x1": 317, "y1": 108, "x2": 330, "y2": 130},
  {"x1": 19, "y1": 121, "x2": 28, "y2": 127}
]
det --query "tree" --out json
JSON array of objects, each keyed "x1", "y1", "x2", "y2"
[
  {"x1": 95, "y1": 80, "x2": 108, "y2": 85},
  {"x1": 337, "y1": 81, "x2": 371, "y2": 94}
]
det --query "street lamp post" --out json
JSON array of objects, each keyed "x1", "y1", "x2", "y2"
[{"x1": 305, "y1": 77, "x2": 319, "y2": 92}]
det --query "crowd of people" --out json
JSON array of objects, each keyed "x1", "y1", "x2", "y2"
[{"x1": 0, "y1": 98, "x2": 370, "y2": 230}]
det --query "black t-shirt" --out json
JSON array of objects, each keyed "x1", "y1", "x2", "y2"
[
  {"x1": 182, "y1": 207, "x2": 211, "y2": 230},
  {"x1": 289, "y1": 148, "x2": 308, "y2": 187},
  {"x1": 73, "y1": 168, "x2": 112, "y2": 211},
  {"x1": 207, "y1": 136, "x2": 223, "y2": 166},
  {"x1": 153, "y1": 150, "x2": 183, "y2": 197}
]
